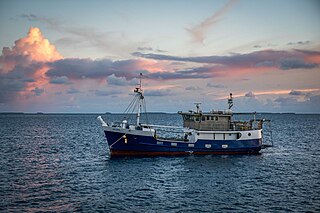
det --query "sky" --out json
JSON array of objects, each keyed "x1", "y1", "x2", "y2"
[{"x1": 0, "y1": 0, "x2": 320, "y2": 113}]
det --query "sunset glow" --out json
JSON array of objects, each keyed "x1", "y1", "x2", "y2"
[{"x1": 0, "y1": 0, "x2": 319, "y2": 113}]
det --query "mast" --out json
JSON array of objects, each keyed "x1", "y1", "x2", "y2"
[
  {"x1": 228, "y1": 93, "x2": 233, "y2": 110},
  {"x1": 134, "y1": 73, "x2": 143, "y2": 126}
]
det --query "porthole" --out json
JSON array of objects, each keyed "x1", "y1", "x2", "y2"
[{"x1": 248, "y1": 133, "x2": 251, "y2": 136}]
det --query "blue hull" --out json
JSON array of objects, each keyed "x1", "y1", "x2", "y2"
[{"x1": 104, "y1": 130, "x2": 261, "y2": 156}]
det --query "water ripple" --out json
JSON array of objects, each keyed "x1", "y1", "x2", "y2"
[{"x1": 0, "y1": 114, "x2": 319, "y2": 212}]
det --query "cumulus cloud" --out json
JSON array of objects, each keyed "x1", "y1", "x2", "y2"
[
  {"x1": 1, "y1": 27, "x2": 61, "y2": 65},
  {"x1": 186, "y1": 0, "x2": 238, "y2": 43},
  {"x1": 0, "y1": 27, "x2": 62, "y2": 103}
]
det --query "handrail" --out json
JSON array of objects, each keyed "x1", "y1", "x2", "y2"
[{"x1": 141, "y1": 123, "x2": 189, "y2": 130}]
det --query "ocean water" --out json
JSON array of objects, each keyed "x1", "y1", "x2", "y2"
[{"x1": 0, "y1": 113, "x2": 319, "y2": 212}]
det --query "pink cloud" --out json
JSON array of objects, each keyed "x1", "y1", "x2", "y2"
[{"x1": 0, "y1": 27, "x2": 62, "y2": 103}]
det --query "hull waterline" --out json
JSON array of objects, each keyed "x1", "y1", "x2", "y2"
[{"x1": 104, "y1": 129, "x2": 262, "y2": 157}]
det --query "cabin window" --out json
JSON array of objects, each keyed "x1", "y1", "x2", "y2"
[
  {"x1": 195, "y1": 116, "x2": 200, "y2": 122},
  {"x1": 202, "y1": 116, "x2": 205, "y2": 121},
  {"x1": 207, "y1": 116, "x2": 210, "y2": 120},
  {"x1": 215, "y1": 117, "x2": 218, "y2": 121}
]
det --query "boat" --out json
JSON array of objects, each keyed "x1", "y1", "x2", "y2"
[{"x1": 97, "y1": 74, "x2": 272, "y2": 156}]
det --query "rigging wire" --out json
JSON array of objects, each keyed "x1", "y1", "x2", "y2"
[
  {"x1": 120, "y1": 73, "x2": 149, "y2": 126},
  {"x1": 143, "y1": 98, "x2": 149, "y2": 125}
]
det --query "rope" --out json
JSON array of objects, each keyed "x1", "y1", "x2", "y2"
[{"x1": 110, "y1": 134, "x2": 126, "y2": 148}]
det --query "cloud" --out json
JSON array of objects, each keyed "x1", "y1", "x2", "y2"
[
  {"x1": 289, "y1": 90, "x2": 306, "y2": 96},
  {"x1": 67, "y1": 87, "x2": 80, "y2": 94},
  {"x1": 186, "y1": 0, "x2": 238, "y2": 43},
  {"x1": 133, "y1": 49, "x2": 320, "y2": 71},
  {"x1": 18, "y1": 14, "x2": 141, "y2": 57},
  {"x1": 274, "y1": 96, "x2": 301, "y2": 106},
  {"x1": 0, "y1": 27, "x2": 62, "y2": 103},
  {"x1": 148, "y1": 65, "x2": 224, "y2": 80},
  {"x1": 287, "y1": 41, "x2": 311, "y2": 46},
  {"x1": 19, "y1": 14, "x2": 38, "y2": 21},
  {"x1": 245, "y1": 91, "x2": 255, "y2": 98},
  {"x1": 94, "y1": 90, "x2": 119, "y2": 96},
  {"x1": 50, "y1": 76, "x2": 71, "y2": 84},
  {"x1": 46, "y1": 58, "x2": 152, "y2": 80},
  {"x1": 137, "y1": 47, "x2": 167, "y2": 53},
  {"x1": 31, "y1": 87, "x2": 44, "y2": 96},
  {"x1": 46, "y1": 57, "x2": 219, "y2": 81},
  {"x1": 44, "y1": 48, "x2": 319, "y2": 83},
  {"x1": 280, "y1": 59, "x2": 317, "y2": 70},
  {"x1": 207, "y1": 83, "x2": 225, "y2": 88},
  {"x1": 144, "y1": 89, "x2": 171, "y2": 96},
  {"x1": 107, "y1": 74, "x2": 137, "y2": 86},
  {"x1": 185, "y1": 86, "x2": 201, "y2": 91}
]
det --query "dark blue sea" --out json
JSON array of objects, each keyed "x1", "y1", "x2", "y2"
[{"x1": 0, "y1": 113, "x2": 319, "y2": 212}]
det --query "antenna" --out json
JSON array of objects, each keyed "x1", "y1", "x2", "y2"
[
  {"x1": 194, "y1": 102, "x2": 201, "y2": 113},
  {"x1": 228, "y1": 93, "x2": 233, "y2": 109},
  {"x1": 139, "y1": 72, "x2": 142, "y2": 90},
  {"x1": 134, "y1": 73, "x2": 143, "y2": 93}
]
